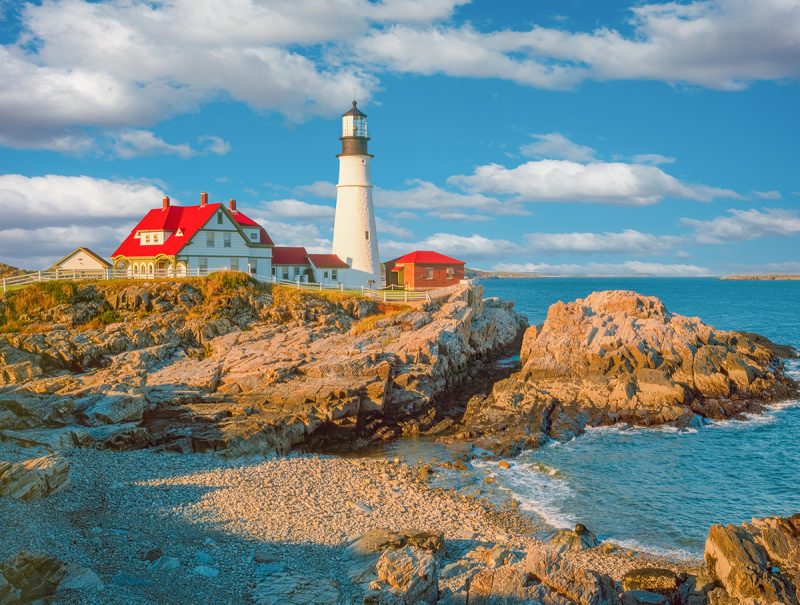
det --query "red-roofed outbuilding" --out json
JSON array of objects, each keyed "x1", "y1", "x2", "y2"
[{"x1": 383, "y1": 250, "x2": 465, "y2": 289}]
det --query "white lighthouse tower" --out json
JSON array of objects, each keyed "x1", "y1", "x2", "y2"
[{"x1": 332, "y1": 101, "x2": 381, "y2": 287}]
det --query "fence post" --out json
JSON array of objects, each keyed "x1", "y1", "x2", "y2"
[
  {"x1": 2, "y1": 277, "x2": 5, "y2": 293},
  {"x1": 383, "y1": 290, "x2": 387, "y2": 302},
  {"x1": 340, "y1": 283, "x2": 343, "y2": 291},
  {"x1": 37, "y1": 271, "x2": 42, "y2": 283},
  {"x1": 404, "y1": 290, "x2": 408, "y2": 302}
]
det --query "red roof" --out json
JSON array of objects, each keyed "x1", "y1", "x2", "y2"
[
  {"x1": 388, "y1": 250, "x2": 465, "y2": 265},
  {"x1": 272, "y1": 246, "x2": 309, "y2": 265},
  {"x1": 112, "y1": 202, "x2": 272, "y2": 258},
  {"x1": 308, "y1": 254, "x2": 349, "y2": 269}
]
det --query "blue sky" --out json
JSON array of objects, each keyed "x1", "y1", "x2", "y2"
[{"x1": 0, "y1": 0, "x2": 798, "y2": 275}]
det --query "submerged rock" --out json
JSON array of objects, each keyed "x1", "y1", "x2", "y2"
[{"x1": 465, "y1": 290, "x2": 798, "y2": 452}]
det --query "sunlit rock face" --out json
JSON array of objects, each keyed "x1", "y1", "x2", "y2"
[{"x1": 464, "y1": 290, "x2": 798, "y2": 454}]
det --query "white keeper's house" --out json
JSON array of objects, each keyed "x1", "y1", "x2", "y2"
[{"x1": 111, "y1": 193, "x2": 274, "y2": 279}]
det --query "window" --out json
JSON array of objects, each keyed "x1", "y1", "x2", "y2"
[
  {"x1": 250, "y1": 231, "x2": 258, "y2": 241},
  {"x1": 271, "y1": 266, "x2": 276, "y2": 276},
  {"x1": 217, "y1": 212, "x2": 223, "y2": 225},
  {"x1": 331, "y1": 269, "x2": 338, "y2": 280},
  {"x1": 199, "y1": 257, "x2": 208, "y2": 272},
  {"x1": 223, "y1": 233, "x2": 231, "y2": 248},
  {"x1": 293, "y1": 266, "x2": 300, "y2": 277},
  {"x1": 231, "y1": 257, "x2": 239, "y2": 271},
  {"x1": 425, "y1": 268, "x2": 434, "y2": 280},
  {"x1": 249, "y1": 258, "x2": 258, "y2": 275},
  {"x1": 365, "y1": 230, "x2": 369, "y2": 241},
  {"x1": 447, "y1": 267, "x2": 455, "y2": 279},
  {"x1": 145, "y1": 234, "x2": 151, "y2": 243},
  {"x1": 282, "y1": 267, "x2": 289, "y2": 279},
  {"x1": 324, "y1": 270, "x2": 329, "y2": 279},
  {"x1": 206, "y1": 232, "x2": 215, "y2": 247}
]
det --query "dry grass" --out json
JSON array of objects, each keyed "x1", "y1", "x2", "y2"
[
  {"x1": 0, "y1": 281, "x2": 79, "y2": 332},
  {"x1": 351, "y1": 303, "x2": 413, "y2": 335},
  {"x1": 271, "y1": 285, "x2": 363, "y2": 307}
]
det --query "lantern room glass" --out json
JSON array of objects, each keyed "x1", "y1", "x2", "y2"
[{"x1": 342, "y1": 115, "x2": 368, "y2": 138}]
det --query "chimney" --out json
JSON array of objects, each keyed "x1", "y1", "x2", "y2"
[
  {"x1": 200, "y1": 192, "x2": 208, "y2": 206},
  {"x1": 229, "y1": 199, "x2": 237, "y2": 212},
  {"x1": 162, "y1": 196, "x2": 170, "y2": 210}
]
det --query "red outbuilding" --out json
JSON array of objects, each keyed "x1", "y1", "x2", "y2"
[{"x1": 383, "y1": 250, "x2": 465, "y2": 289}]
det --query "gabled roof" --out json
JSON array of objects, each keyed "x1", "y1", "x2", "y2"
[
  {"x1": 51, "y1": 247, "x2": 112, "y2": 269},
  {"x1": 272, "y1": 246, "x2": 310, "y2": 265},
  {"x1": 308, "y1": 254, "x2": 349, "y2": 269},
  {"x1": 112, "y1": 202, "x2": 272, "y2": 258},
  {"x1": 388, "y1": 250, "x2": 465, "y2": 265}
]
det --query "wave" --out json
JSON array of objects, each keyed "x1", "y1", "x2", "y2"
[
  {"x1": 472, "y1": 458, "x2": 578, "y2": 529},
  {"x1": 606, "y1": 537, "x2": 698, "y2": 562}
]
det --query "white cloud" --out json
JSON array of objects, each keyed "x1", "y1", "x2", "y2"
[
  {"x1": 632, "y1": 154, "x2": 676, "y2": 165},
  {"x1": 753, "y1": 190, "x2": 781, "y2": 200},
  {"x1": 682, "y1": 208, "x2": 800, "y2": 244},
  {"x1": 526, "y1": 229, "x2": 680, "y2": 255},
  {"x1": 492, "y1": 260, "x2": 711, "y2": 277},
  {"x1": 258, "y1": 198, "x2": 334, "y2": 219},
  {"x1": 259, "y1": 219, "x2": 331, "y2": 252},
  {"x1": 520, "y1": 133, "x2": 596, "y2": 162},
  {"x1": 110, "y1": 130, "x2": 195, "y2": 159},
  {"x1": 0, "y1": 225, "x2": 128, "y2": 268},
  {"x1": 450, "y1": 160, "x2": 739, "y2": 205},
  {"x1": 296, "y1": 180, "x2": 338, "y2": 198},
  {"x1": 376, "y1": 179, "x2": 529, "y2": 215},
  {"x1": 381, "y1": 232, "x2": 522, "y2": 261},
  {"x1": 427, "y1": 210, "x2": 491, "y2": 221},
  {"x1": 357, "y1": 0, "x2": 800, "y2": 91},
  {"x1": 376, "y1": 217, "x2": 413, "y2": 239},
  {"x1": 199, "y1": 135, "x2": 232, "y2": 156}
]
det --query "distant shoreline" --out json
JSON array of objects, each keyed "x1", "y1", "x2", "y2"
[{"x1": 720, "y1": 274, "x2": 800, "y2": 281}]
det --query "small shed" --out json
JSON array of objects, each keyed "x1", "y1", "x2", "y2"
[
  {"x1": 383, "y1": 250, "x2": 465, "y2": 289},
  {"x1": 51, "y1": 248, "x2": 112, "y2": 272}
]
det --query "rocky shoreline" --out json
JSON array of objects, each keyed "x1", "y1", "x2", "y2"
[{"x1": 2, "y1": 277, "x2": 799, "y2": 603}]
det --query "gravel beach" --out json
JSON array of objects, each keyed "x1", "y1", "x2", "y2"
[{"x1": 0, "y1": 445, "x2": 692, "y2": 604}]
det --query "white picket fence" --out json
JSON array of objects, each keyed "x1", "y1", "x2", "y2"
[
  {"x1": 0, "y1": 267, "x2": 259, "y2": 293},
  {"x1": 2, "y1": 268, "x2": 471, "y2": 305}
]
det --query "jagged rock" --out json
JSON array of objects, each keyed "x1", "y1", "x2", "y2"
[
  {"x1": 0, "y1": 552, "x2": 67, "y2": 603},
  {"x1": 370, "y1": 545, "x2": 439, "y2": 604},
  {"x1": 549, "y1": 524, "x2": 600, "y2": 553},
  {"x1": 466, "y1": 290, "x2": 797, "y2": 451},
  {"x1": 525, "y1": 543, "x2": 618, "y2": 605},
  {"x1": 705, "y1": 516, "x2": 800, "y2": 604},
  {"x1": 1, "y1": 282, "x2": 525, "y2": 457},
  {"x1": 0, "y1": 454, "x2": 69, "y2": 500},
  {"x1": 621, "y1": 568, "x2": 679, "y2": 596},
  {"x1": 250, "y1": 567, "x2": 341, "y2": 605}
]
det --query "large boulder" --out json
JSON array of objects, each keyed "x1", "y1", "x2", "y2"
[
  {"x1": 467, "y1": 290, "x2": 797, "y2": 449},
  {"x1": 525, "y1": 543, "x2": 618, "y2": 605},
  {"x1": 369, "y1": 545, "x2": 440, "y2": 604},
  {"x1": 704, "y1": 516, "x2": 800, "y2": 604},
  {"x1": 0, "y1": 454, "x2": 69, "y2": 500},
  {"x1": 549, "y1": 524, "x2": 600, "y2": 553}
]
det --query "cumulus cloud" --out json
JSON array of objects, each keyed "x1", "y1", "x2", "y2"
[
  {"x1": 357, "y1": 0, "x2": 800, "y2": 91},
  {"x1": 257, "y1": 198, "x2": 334, "y2": 219},
  {"x1": 492, "y1": 260, "x2": 711, "y2": 277},
  {"x1": 450, "y1": 160, "x2": 739, "y2": 205},
  {"x1": 259, "y1": 219, "x2": 331, "y2": 252},
  {"x1": 753, "y1": 190, "x2": 781, "y2": 200},
  {"x1": 632, "y1": 154, "x2": 676, "y2": 165},
  {"x1": 526, "y1": 229, "x2": 680, "y2": 255},
  {"x1": 110, "y1": 130, "x2": 195, "y2": 159},
  {"x1": 682, "y1": 208, "x2": 800, "y2": 244},
  {"x1": 296, "y1": 181, "x2": 338, "y2": 198},
  {"x1": 381, "y1": 232, "x2": 522, "y2": 261},
  {"x1": 0, "y1": 173, "x2": 170, "y2": 266},
  {"x1": 376, "y1": 217, "x2": 413, "y2": 239},
  {"x1": 376, "y1": 179, "x2": 528, "y2": 215},
  {"x1": 520, "y1": 133, "x2": 596, "y2": 162},
  {"x1": 199, "y1": 135, "x2": 232, "y2": 156}
]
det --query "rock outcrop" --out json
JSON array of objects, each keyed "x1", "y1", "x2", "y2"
[
  {"x1": 0, "y1": 278, "x2": 525, "y2": 456},
  {"x1": 464, "y1": 290, "x2": 797, "y2": 452},
  {"x1": 704, "y1": 515, "x2": 800, "y2": 604},
  {"x1": 0, "y1": 454, "x2": 69, "y2": 500}
]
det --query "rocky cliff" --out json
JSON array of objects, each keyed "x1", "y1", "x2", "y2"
[
  {"x1": 463, "y1": 290, "x2": 797, "y2": 453},
  {"x1": 0, "y1": 275, "x2": 526, "y2": 456}
]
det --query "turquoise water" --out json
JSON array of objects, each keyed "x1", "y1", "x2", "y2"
[{"x1": 478, "y1": 278, "x2": 800, "y2": 558}]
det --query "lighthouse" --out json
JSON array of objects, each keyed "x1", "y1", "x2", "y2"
[{"x1": 332, "y1": 101, "x2": 381, "y2": 287}]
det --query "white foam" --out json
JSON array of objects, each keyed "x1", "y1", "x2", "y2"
[{"x1": 609, "y1": 537, "x2": 698, "y2": 561}]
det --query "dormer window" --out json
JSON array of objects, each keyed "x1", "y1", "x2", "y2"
[{"x1": 250, "y1": 231, "x2": 258, "y2": 241}]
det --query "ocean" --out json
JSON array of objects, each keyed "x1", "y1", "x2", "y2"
[{"x1": 475, "y1": 277, "x2": 800, "y2": 558}]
